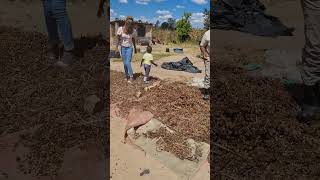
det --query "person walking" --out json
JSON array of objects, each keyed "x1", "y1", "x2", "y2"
[
  {"x1": 116, "y1": 16, "x2": 137, "y2": 83},
  {"x1": 200, "y1": 30, "x2": 210, "y2": 100},
  {"x1": 140, "y1": 46, "x2": 158, "y2": 84},
  {"x1": 42, "y1": 0, "x2": 76, "y2": 67},
  {"x1": 298, "y1": 0, "x2": 320, "y2": 124}
]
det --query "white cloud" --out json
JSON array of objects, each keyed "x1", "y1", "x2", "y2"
[
  {"x1": 136, "y1": 0, "x2": 150, "y2": 5},
  {"x1": 158, "y1": 14, "x2": 173, "y2": 21},
  {"x1": 176, "y1": 5, "x2": 185, "y2": 8},
  {"x1": 119, "y1": 15, "x2": 126, "y2": 19},
  {"x1": 156, "y1": 10, "x2": 171, "y2": 15},
  {"x1": 119, "y1": 0, "x2": 128, "y2": 3},
  {"x1": 191, "y1": 0, "x2": 207, "y2": 5},
  {"x1": 110, "y1": 9, "x2": 117, "y2": 21},
  {"x1": 155, "y1": 9, "x2": 173, "y2": 21},
  {"x1": 190, "y1": 12, "x2": 205, "y2": 28},
  {"x1": 135, "y1": 0, "x2": 166, "y2": 5}
]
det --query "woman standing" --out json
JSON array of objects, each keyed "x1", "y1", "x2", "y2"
[
  {"x1": 42, "y1": 0, "x2": 76, "y2": 67},
  {"x1": 116, "y1": 16, "x2": 137, "y2": 83}
]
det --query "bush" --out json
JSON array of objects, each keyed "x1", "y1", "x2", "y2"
[
  {"x1": 152, "y1": 29, "x2": 206, "y2": 45},
  {"x1": 176, "y1": 13, "x2": 192, "y2": 43}
]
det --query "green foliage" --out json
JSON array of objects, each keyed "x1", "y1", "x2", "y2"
[
  {"x1": 167, "y1": 18, "x2": 176, "y2": 30},
  {"x1": 160, "y1": 22, "x2": 170, "y2": 29},
  {"x1": 176, "y1": 12, "x2": 192, "y2": 42},
  {"x1": 159, "y1": 18, "x2": 176, "y2": 30}
]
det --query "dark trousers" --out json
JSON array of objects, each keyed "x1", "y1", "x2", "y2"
[
  {"x1": 300, "y1": 0, "x2": 320, "y2": 86},
  {"x1": 42, "y1": 0, "x2": 74, "y2": 51},
  {"x1": 144, "y1": 64, "x2": 151, "y2": 81}
]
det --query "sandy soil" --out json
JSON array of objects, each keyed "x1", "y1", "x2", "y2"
[
  {"x1": 110, "y1": 117, "x2": 179, "y2": 180},
  {"x1": 110, "y1": 46, "x2": 205, "y2": 83}
]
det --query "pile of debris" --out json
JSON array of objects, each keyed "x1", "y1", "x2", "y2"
[
  {"x1": 110, "y1": 71, "x2": 210, "y2": 158},
  {"x1": 212, "y1": 59, "x2": 320, "y2": 179},
  {"x1": 0, "y1": 26, "x2": 108, "y2": 176}
]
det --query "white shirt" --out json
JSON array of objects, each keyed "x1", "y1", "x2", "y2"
[
  {"x1": 200, "y1": 30, "x2": 210, "y2": 56},
  {"x1": 117, "y1": 26, "x2": 137, "y2": 47}
]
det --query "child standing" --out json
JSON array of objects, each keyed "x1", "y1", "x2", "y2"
[{"x1": 141, "y1": 46, "x2": 158, "y2": 84}]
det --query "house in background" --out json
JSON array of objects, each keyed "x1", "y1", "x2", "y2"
[{"x1": 110, "y1": 19, "x2": 153, "y2": 46}]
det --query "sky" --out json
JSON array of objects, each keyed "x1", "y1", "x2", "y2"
[{"x1": 110, "y1": 0, "x2": 210, "y2": 29}]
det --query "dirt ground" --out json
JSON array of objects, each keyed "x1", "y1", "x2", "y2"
[
  {"x1": 0, "y1": 1, "x2": 109, "y2": 179},
  {"x1": 0, "y1": 1, "x2": 209, "y2": 180},
  {"x1": 110, "y1": 44, "x2": 205, "y2": 83},
  {"x1": 212, "y1": 1, "x2": 320, "y2": 179},
  {"x1": 110, "y1": 116, "x2": 179, "y2": 180}
]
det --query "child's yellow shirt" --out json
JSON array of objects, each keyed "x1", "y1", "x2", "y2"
[{"x1": 142, "y1": 53, "x2": 153, "y2": 65}]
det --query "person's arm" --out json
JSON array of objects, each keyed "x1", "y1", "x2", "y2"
[
  {"x1": 132, "y1": 30, "x2": 137, "y2": 54},
  {"x1": 140, "y1": 58, "x2": 144, "y2": 67},
  {"x1": 151, "y1": 60, "x2": 158, "y2": 67},
  {"x1": 200, "y1": 33, "x2": 209, "y2": 59},
  {"x1": 132, "y1": 38, "x2": 137, "y2": 54},
  {"x1": 116, "y1": 27, "x2": 122, "y2": 53},
  {"x1": 115, "y1": 35, "x2": 121, "y2": 53},
  {"x1": 200, "y1": 45, "x2": 209, "y2": 59}
]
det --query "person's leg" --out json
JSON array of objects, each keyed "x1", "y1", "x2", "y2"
[
  {"x1": 42, "y1": 0, "x2": 59, "y2": 60},
  {"x1": 51, "y1": 0, "x2": 76, "y2": 67},
  {"x1": 143, "y1": 65, "x2": 147, "y2": 81},
  {"x1": 121, "y1": 47, "x2": 129, "y2": 78},
  {"x1": 204, "y1": 59, "x2": 210, "y2": 89},
  {"x1": 51, "y1": 0, "x2": 74, "y2": 51},
  {"x1": 203, "y1": 59, "x2": 210, "y2": 100},
  {"x1": 144, "y1": 64, "x2": 151, "y2": 82},
  {"x1": 126, "y1": 47, "x2": 134, "y2": 79},
  {"x1": 299, "y1": 0, "x2": 320, "y2": 123}
]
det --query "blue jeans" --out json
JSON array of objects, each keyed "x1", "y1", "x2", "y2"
[
  {"x1": 144, "y1": 64, "x2": 151, "y2": 80},
  {"x1": 121, "y1": 46, "x2": 134, "y2": 77},
  {"x1": 42, "y1": 0, "x2": 74, "y2": 51}
]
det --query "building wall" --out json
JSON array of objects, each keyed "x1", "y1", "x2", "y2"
[
  {"x1": 145, "y1": 25, "x2": 152, "y2": 38},
  {"x1": 110, "y1": 22, "x2": 153, "y2": 45}
]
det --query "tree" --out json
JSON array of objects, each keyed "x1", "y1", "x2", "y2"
[
  {"x1": 167, "y1": 18, "x2": 176, "y2": 30},
  {"x1": 203, "y1": 8, "x2": 210, "y2": 30},
  {"x1": 160, "y1": 22, "x2": 169, "y2": 29},
  {"x1": 154, "y1": 20, "x2": 160, "y2": 28},
  {"x1": 176, "y1": 12, "x2": 192, "y2": 42}
]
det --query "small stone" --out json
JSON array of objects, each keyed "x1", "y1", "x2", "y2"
[
  {"x1": 139, "y1": 169, "x2": 150, "y2": 176},
  {"x1": 136, "y1": 91, "x2": 142, "y2": 98}
]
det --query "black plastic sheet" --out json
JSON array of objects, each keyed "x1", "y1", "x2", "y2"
[
  {"x1": 161, "y1": 57, "x2": 202, "y2": 73},
  {"x1": 212, "y1": 0, "x2": 294, "y2": 37}
]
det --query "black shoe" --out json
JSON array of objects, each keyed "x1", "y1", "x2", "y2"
[
  {"x1": 47, "y1": 43, "x2": 58, "y2": 63},
  {"x1": 55, "y1": 50, "x2": 76, "y2": 67},
  {"x1": 298, "y1": 84, "x2": 320, "y2": 124}
]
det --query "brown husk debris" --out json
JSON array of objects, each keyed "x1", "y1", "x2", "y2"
[
  {"x1": 212, "y1": 55, "x2": 320, "y2": 179},
  {"x1": 110, "y1": 71, "x2": 210, "y2": 160},
  {"x1": 0, "y1": 26, "x2": 108, "y2": 176}
]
